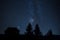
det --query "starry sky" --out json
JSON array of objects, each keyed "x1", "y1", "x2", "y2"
[{"x1": 0, "y1": 0, "x2": 60, "y2": 35}]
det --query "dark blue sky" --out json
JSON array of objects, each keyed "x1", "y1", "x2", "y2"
[{"x1": 0, "y1": 0, "x2": 60, "y2": 35}]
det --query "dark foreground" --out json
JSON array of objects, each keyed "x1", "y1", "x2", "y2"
[{"x1": 0, "y1": 23, "x2": 60, "y2": 40}]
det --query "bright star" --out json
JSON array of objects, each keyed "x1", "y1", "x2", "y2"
[{"x1": 29, "y1": 18, "x2": 34, "y2": 24}]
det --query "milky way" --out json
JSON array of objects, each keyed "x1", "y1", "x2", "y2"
[{"x1": 0, "y1": 0, "x2": 60, "y2": 35}]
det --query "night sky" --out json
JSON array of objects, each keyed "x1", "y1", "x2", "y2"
[{"x1": 0, "y1": 0, "x2": 60, "y2": 35}]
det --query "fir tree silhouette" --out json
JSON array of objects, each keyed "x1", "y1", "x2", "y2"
[
  {"x1": 34, "y1": 24, "x2": 43, "y2": 40},
  {"x1": 34, "y1": 24, "x2": 42, "y2": 36},
  {"x1": 26, "y1": 23, "x2": 32, "y2": 34},
  {"x1": 46, "y1": 29, "x2": 53, "y2": 40},
  {"x1": 46, "y1": 29, "x2": 52, "y2": 36},
  {"x1": 25, "y1": 23, "x2": 33, "y2": 40}
]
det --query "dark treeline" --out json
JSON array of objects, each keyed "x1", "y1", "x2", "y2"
[{"x1": 0, "y1": 23, "x2": 60, "y2": 40}]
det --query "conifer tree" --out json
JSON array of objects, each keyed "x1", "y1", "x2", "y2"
[
  {"x1": 26, "y1": 23, "x2": 32, "y2": 34},
  {"x1": 34, "y1": 24, "x2": 42, "y2": 36}
]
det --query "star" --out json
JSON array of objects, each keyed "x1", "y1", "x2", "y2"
[{"x1": 29, "y1": 18, "x2": 34, "y2": 24}]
